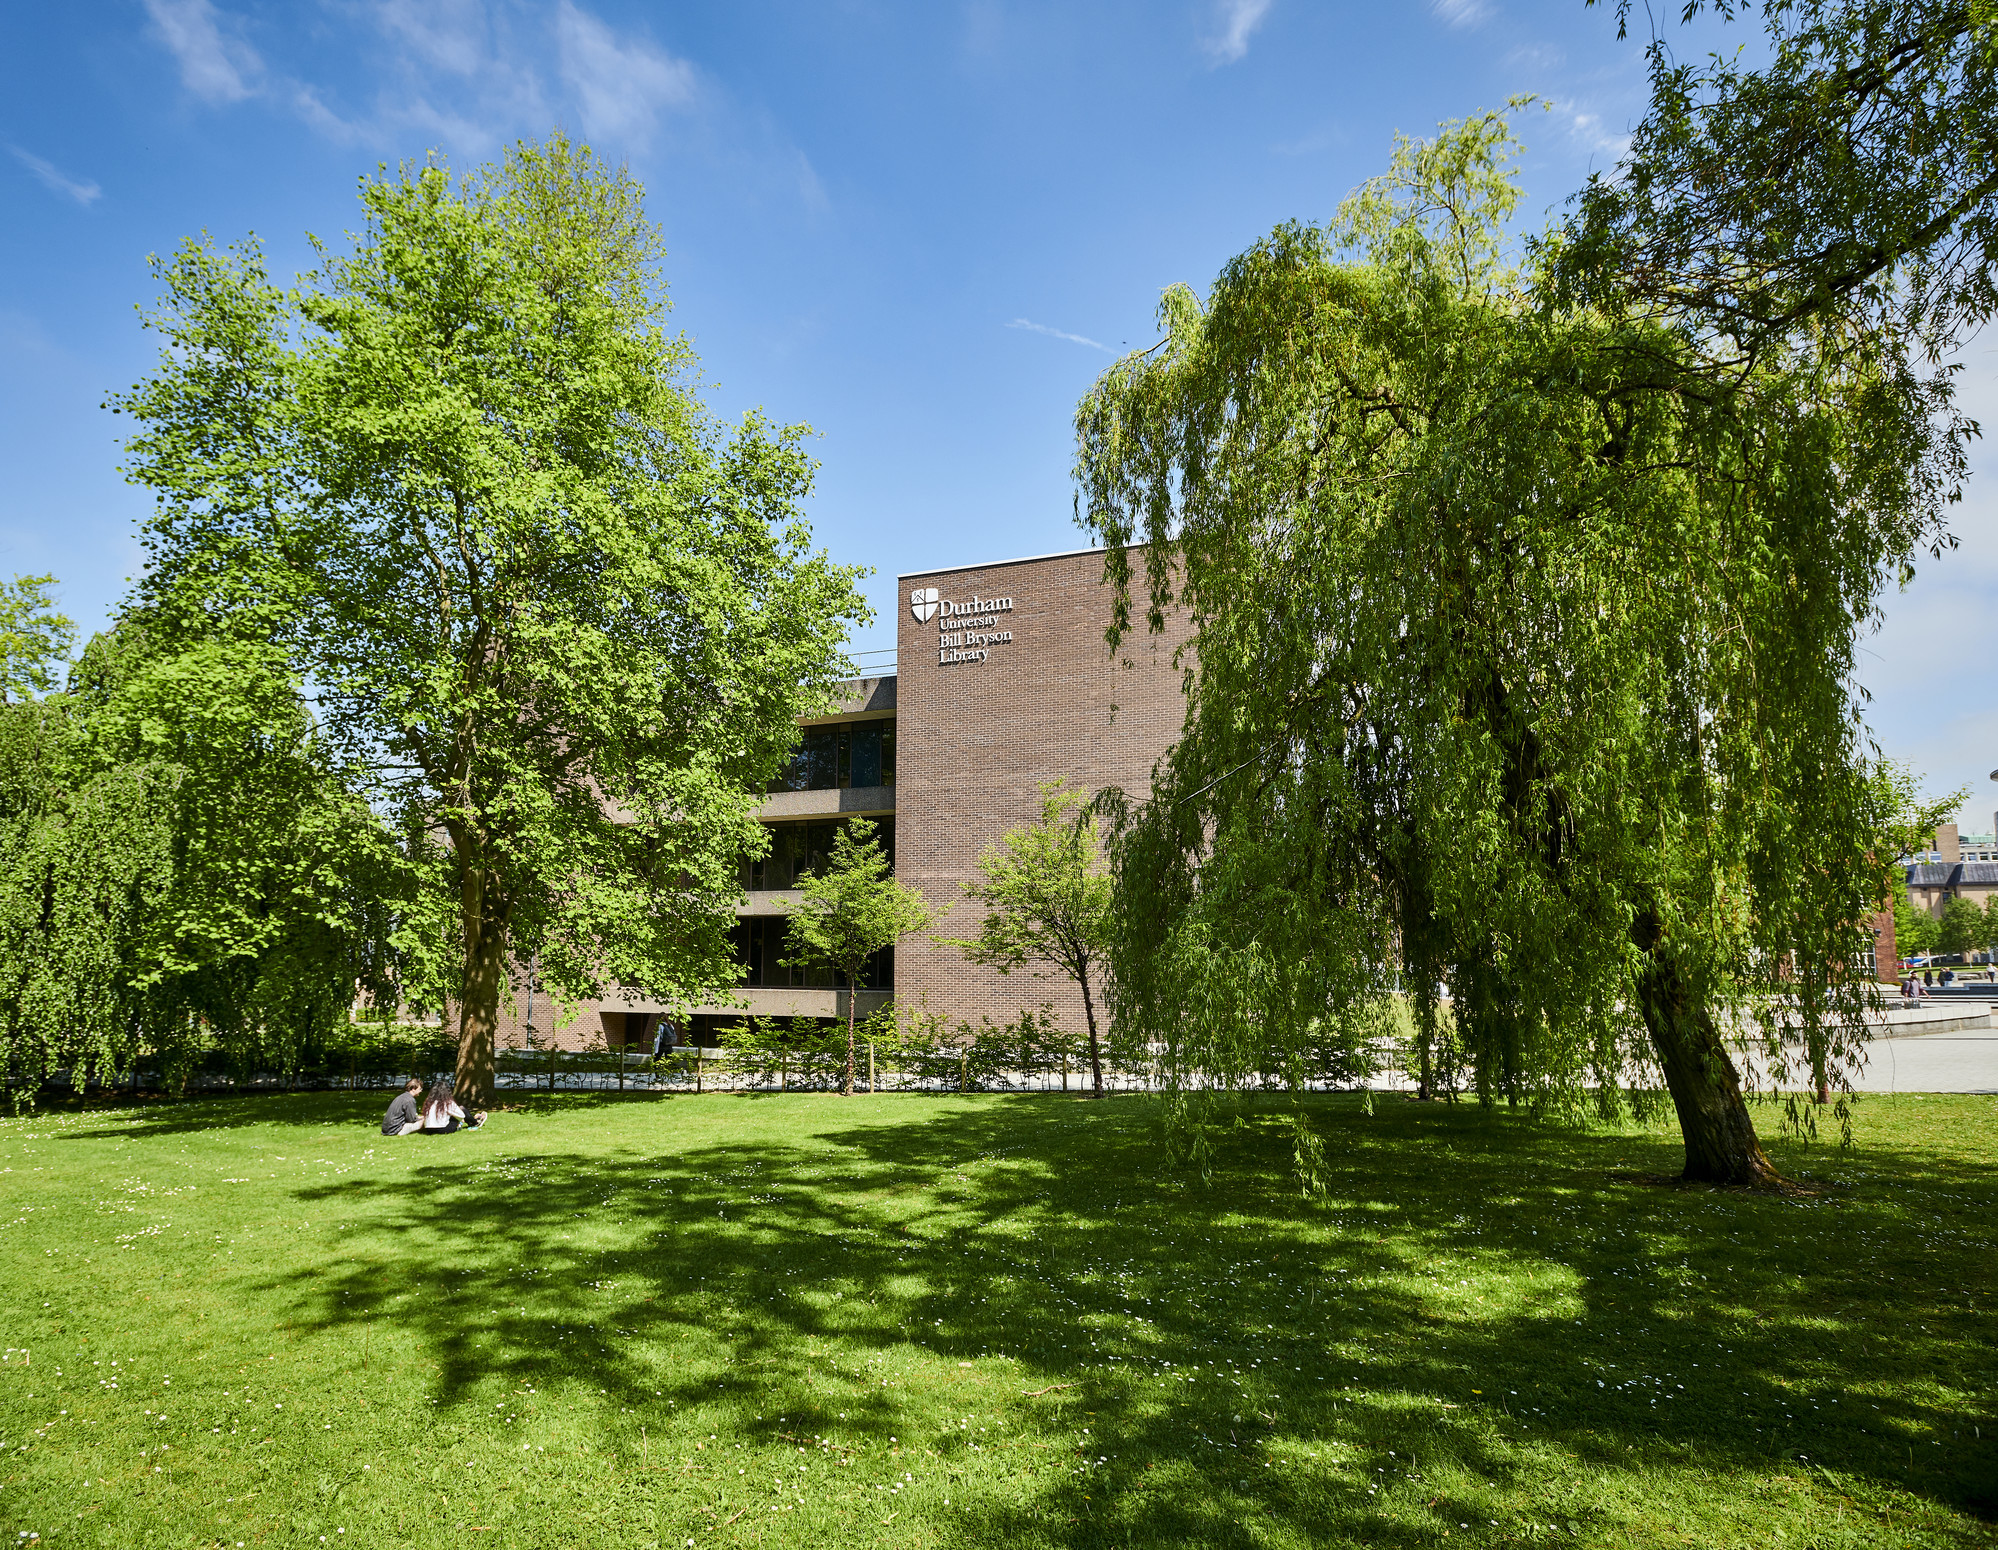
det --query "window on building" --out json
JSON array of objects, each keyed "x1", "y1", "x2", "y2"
[
  {"x1": 731, "y1": 917, "x2": 892, "y2": 990},
  {"x1": 769, "y1": 720, "x2": 895, "y2": 792},
  {"x1": 743, "y1": 818, "x2": 893, "y2": 891}
]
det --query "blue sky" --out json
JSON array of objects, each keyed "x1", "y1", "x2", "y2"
[{"x1": 3, "y1": 0, "x2": 1993, "y2": 826}]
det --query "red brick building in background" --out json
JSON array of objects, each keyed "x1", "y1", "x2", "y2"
[
  {"x1": 891, "y1": 547, "x2": 1190, "y2": 1031},
  {"x1": 506, "y1": 546, "x2": 1189, "y2": 1051}
]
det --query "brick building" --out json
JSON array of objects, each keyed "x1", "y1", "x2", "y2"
[{"x1": 513, "y1": 546, "x2": 1189, "y2": 1051}]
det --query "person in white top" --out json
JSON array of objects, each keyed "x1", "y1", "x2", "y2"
[{"x1": 419, "y1": 1078, "x2": 486, "y2": 1134}]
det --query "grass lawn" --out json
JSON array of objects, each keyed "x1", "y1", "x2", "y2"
[{"x1": 0, "y1": 1089, "x2": 1992, "y2": 1549}]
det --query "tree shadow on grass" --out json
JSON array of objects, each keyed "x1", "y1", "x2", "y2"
[
  {"x1": 249, "y1": 1094, "x2": 1998, "y2": 1543},
  {"x1": 46, "y1": 1084, "x2": 706, "y2": 1140}
]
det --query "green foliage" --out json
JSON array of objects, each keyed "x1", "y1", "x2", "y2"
[
  {"x1": 0, "y1": 623, "x2": 400, "y2": 1102},
  {"x1": 952, "y1": 783, "x2": 1112, "y2": 984},
  {"x1": 1568, "y1": 0, "x2": 1998, "y2": 357},
  {"x1": 1871, "y1": 762, "x2": 1969, "y2": 871},
  {"x1": 947, "y1": 780, "x2": 1115, "y2": 1094},
  {"x1": 1936, "y1": 894, "x2": 1990, "y2": 954},
  {"x1": 786, "y1": 820, "x2": 931, "y2": 981},
  {"x1": 1893, "y1": 875, "x2": 1941, "y2": 957},
  {"x1": 715, "y1": 1016, "x2": 847, "y2": 1090},
  {"x1": 0, "y1": 574, "x2": 74, "y2": 702},
  {"x1": 1075, "y1": 110, "x2": 1962, "y2": 1179},
  {"x1": 784, "y1": 817, "x2": 931, "y2": 1094},
  {"x1": 109, "y1": 135, "x2": 866, "y2": 1101}
]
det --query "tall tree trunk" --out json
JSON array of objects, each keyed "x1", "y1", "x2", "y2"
[
  {"x1": 1630, "y1": 905, "x2": 1785, "y2": 1189},
  {"x1": 455, "y1": 861, "x2": 506, "y2": 1113},
  {"x1": 1416, "y1": 995, "x2": 1435, "y2": 1102},
  {"x1": 842, "y1": 972, "x2": 857, "y2": 1097},
  {"x1": 1079, "y1": 966, "x2": 1105, "y2": 1099}
]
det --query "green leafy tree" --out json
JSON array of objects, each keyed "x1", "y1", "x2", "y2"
[
  {"x1": 1568, "y1": 0, "x2": 1998, "y2": 357},
  {"x1": 1892, "y1": 878, "x2": 1940, "y2": 959},
  {"x1": 112, "y1": 136, "x2": 865, "y2": 1108},
  {"x1": 1076, "y1": 111, "x2": 1960, "y2": 1188},
  {"x1": 947, "y1": 780, "x2": 1115, "y2": 1098},
  {"x1": 783, "y1": 818, "x2": 931, "y2": 1097},
  {"x1": 0, "y1": 575, "x2": 75, "y2": 703},
  {"x1": 0, "y1": 624, "x2": 396, "y2": 1102},
  {"x1": 1936, "y1": 894, "x2": 1989, "y2": 955}
]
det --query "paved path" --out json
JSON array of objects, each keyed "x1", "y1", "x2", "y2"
[{"x1": 1845, "y1": 1031, "x2": 1998, "y2": 1094}]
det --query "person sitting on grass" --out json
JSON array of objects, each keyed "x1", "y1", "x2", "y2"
[
  {"x1": 419, "y1": 1077, "x2": 486, "y2": 1134},
  {"x1": 380, "y1": 1077, "x2": 424, "y2": 1136}
]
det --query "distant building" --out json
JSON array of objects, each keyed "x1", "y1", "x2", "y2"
[{"x1": 1904, "y1": 823, "x2": 1998, "y2": 921}]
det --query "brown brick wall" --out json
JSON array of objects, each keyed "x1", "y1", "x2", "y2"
[
  {"x1": 894, "y1": 547, "x2": 1188, "y2": 1035},
  {"x1": 1871, "y1": 909, "x2": 1897, "y2": 983}
]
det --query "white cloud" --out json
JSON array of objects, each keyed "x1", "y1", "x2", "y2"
[
  {"x1": 128, "y1": 2, "x2": 818, "y2": 214},
  {"x1": 1504, "y1": 43, "x2": 1564, "y2": 71},
  {"x1": 556, "y1": 1, "x2": 697, "y2": 148},
  {"x1": 1431, "y1": 0, "x2": 1491, "y2": 28},
  {"x1": 1561, "y1": 103, "x2": 1632, "y2": 159},
  {"x1": 370, "y1": 0, "x2": 489, "y2": 77},
  {"x1": 142, "y1": 0, "x2": 262, "y2": 103},
  {"x1": 1007, "y1": 318, "x2": 1113, "y2": 353},
  {"x1": 7, "y1": 146, "x2": 102, "y2": 206},
  {"x1": 1202, "y1": 0, "x2": 1273, "y2": 64},
  {"x1": 795, "y1": 150, "x2": 829, "y2": 215}
]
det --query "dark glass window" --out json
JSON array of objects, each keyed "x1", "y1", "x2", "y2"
[
  {"x1": 743, "y1": 819, "x2": 893, "y2": 891},
  {"x1": 732, "y1": 917, "x2": 892, "y2": 989},
  {"x1": 768, "y1": 719, "x2": 895, "y2": 792},
  {"x1": 851, "y1": 723, "x2": 881, "y2": 788}
]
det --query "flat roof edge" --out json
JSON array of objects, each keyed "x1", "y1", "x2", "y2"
[{"x1": 900, "y1": 543, "x2": 1135, "y2": 580}]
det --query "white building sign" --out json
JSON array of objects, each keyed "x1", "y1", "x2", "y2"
[{"x1": 912, "y1": 588, "x2": 1015, "y2": 665}]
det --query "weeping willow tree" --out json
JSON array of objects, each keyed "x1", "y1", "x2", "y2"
[
  {"x1": 0, "y1": 623, "x2": 401, "y2": 1103},
  {"x1": 1076, "y1": 110, "x2": 1965, "y2": 1189}
]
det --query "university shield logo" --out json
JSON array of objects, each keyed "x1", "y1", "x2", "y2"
[{"x1": 910, "y1": 586, "x2": 940, "y2": 623}]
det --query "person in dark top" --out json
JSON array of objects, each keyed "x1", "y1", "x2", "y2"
[{"x1": 381, "y1": 1078, "x2": 423, "y2": 1136}]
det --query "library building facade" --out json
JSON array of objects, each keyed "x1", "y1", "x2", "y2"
[{"x1": 524, "y1": 546, "x2": 1189, "y2": 1051}]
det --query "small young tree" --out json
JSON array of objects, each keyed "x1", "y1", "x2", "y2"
[
  {"x1": 784, "y1": 818, "x2": 930, "y2": 1097},
  {"x1": 948, "y1": 780, "x2": 1114, "y2": 1098}
]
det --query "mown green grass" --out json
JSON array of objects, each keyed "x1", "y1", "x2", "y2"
[{"x1": 0, "y1": 1089, "x2": 1992, "y2": 1549}]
